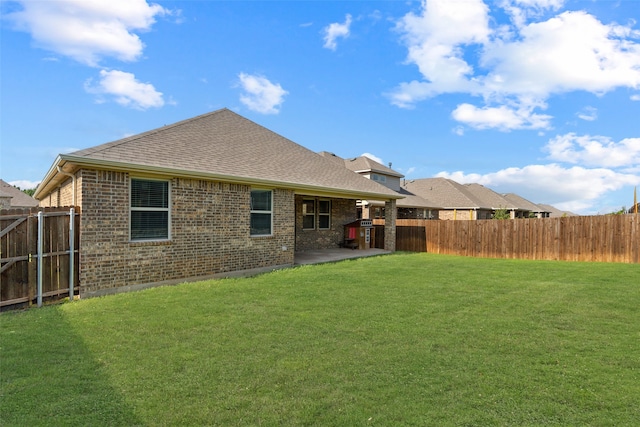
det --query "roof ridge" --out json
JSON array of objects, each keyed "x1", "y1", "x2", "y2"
[{"x1": 73, "y1": 108, "x2": 231, "y2": 157}]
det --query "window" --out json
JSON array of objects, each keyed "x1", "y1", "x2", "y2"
[
  {"x1": 303, "y1": 199, "x2": 315, "y2": 230},
  {"x1": 302, "y1": 198, "x2": 331, "y2": 230},
  {"x1": 371, "y1": 173, "x2": 387, "y2": 183},
  {"x1": 318, "y1": 200, "x2": 331, "y2": 229},
  {"x1": 130, "y1": 178, "x2": 170, "y2": 241},
  {"x1": 251, "y1": 189, "x2": 272, "y2": 236}
]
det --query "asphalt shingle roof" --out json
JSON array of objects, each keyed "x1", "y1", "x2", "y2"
[
  {"x1": 52, "y1": 109, "x2": 400, "y2": 200},
  {"x1": 403, "y1": 178, "x2": 487, "y2": 209},
  {"x1": 463, "y1": 183, "x2": 517, "y2": 210},
  {"x1": 342, "y1": 156, "x2": 404, "y2": 178},
  {"x1": 0, "y1": 179, "x2": 38, "y2": 208},
  {"x1": 501, "y1": 193, "x2": 546, "y2": 212}
]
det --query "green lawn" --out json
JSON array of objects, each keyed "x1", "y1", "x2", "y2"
[{"x1": 2, "y1": 253, "x2": 639, "y2": 426}]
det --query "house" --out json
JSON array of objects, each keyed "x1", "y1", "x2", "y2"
[
  {"x1": 0, "y1": 179, "x2": 38, "y2": 209},
  {"x1": 402, "y1": 177, "x2": 496, "y2": 220},
  {"x1": 537, "y1": 204, "x2": 578, "y2": 218},
  {"x1": 318, "y1": 152, "x2": 439, "y2": 219},
  {"x1": 501, "y1": 193, "x2": 550, "y2": 218},
  {"x1": 34, "y1": 109, "x2": 402, "y2": 297}
]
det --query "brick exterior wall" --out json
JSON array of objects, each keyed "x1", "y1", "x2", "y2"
[
  {"x1": 38, "y1": 176, "x2": 76, "y2": 208},
  {"x1": 62, "y1": 169, "x2": 295, "y2": 295},
  {"x1": 438, "y1": 209, "x2": 493, "y2": 220},
  {"x1": 294, "y1": 195, "x2": 357, "y2": 251}
]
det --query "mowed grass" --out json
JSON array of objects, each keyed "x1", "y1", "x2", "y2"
[{"x1": 1, "y1": 253, "x2": 639, "y2": 426}]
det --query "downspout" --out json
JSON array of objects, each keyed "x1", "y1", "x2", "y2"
[{"x1": 57, "y1": 166, "x2": 77, "y2": 206}]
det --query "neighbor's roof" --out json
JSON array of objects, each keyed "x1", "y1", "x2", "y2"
[
  {"x1": 403, "y1": 178, "x2": 488, "y2": 209},
  {"x1": 0, "y1": 179, "x2": 38, "y2": 208},
  {"x1": 502, "y1": 193, "x2": 547, "y2": 212},
  {"x1": 36, "y1": 109, "x2": 401, "y2": 201},
  {"x1": 318, "y1": 152, "x2": 436, "y2": 208},
  {"x1": 366, "y1": 187, "x2": 440, "y2": 209},
  {"x1": 343, "y1": 156, "x2": 404, "y2": 178},
  {"x1": 537, "y1": 204, "x2": 579, "y2": 217},
  {"x1": 318, "y1": 152, "x2": 404, "y2": 178},
  {"x1": 463, "y1": 183, "x2": 517, "y2": 210}
]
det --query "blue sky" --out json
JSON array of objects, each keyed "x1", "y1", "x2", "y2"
[{"x1": 1, "y1": 0, "x2": 639, "y2": 214}]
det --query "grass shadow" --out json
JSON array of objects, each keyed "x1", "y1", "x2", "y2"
[{"x1": 1, "y1": 305, "x2": 142, "y2": 426}]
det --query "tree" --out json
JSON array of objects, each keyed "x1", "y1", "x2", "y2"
[
  {"x1": 609, "y1": 207, "x2": 627, "y2": 215},
  {"x1": 492, "y1": 208, "x2": 510, "y2": 220}
]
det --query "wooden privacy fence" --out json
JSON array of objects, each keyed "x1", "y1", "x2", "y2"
[
  {"x1": 373, "y1": 219, "x2": 426, "y2": 252},
  {"x1": 425, "y1": 215, "x2": 639, "y2": 263},
  {"x1": 1, "y1": 207, "x2": 79, "y2": 309}
]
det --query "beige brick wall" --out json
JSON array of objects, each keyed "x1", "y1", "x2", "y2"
[
  {"x1": 74, "y1": 169, "x2": 295, "y2": 294},
  {"x1": 439, "y1": 209, "x2": 476, "y2": 220},
  {"x1": 294, "y1": 196, "x2": 357, "y2": 251},
  {"x1": 38, "y1": 175, "x2": 76, "y2": 208}
]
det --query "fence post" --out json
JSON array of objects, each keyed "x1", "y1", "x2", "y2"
[
  {"x1": 37, "y1": 211, "x2": 43, "y2": 308},
  {"x1": 69, "y1": 207, "x2": 75, "y2": 301}
]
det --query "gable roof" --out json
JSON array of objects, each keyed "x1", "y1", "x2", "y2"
[
  {"x1": 318, "y1": 152, "x2": 437, "y2": 209},
  {"x1": 537, "y1": 203, "x2": 578, "y2": 217},
  {"x1": 403, "y1": 178, "x2": 488, "y2": 209},
  {"x1": 36, "y1": 109, "x2": 401, "y2": 201},
  {"x1": 501, "y1": 193, "x2": 547, "y2": 212},
  {"x1": 463, "y1": 183, "x2": 517, "y2": 210},
  {"x1": 343, "y1": 156, "x2": 404, "y2": 178},
  {"x1": 0, "y1": 179, "x2": 38, "y2": 208}
]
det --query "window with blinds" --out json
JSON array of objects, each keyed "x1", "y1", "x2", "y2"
[
  {"x1": 130, "y1": 178, "x2": 170, "y2": 241},
  {"x1": 250, "y1": 189, "x2": 272, "y2": 236}
]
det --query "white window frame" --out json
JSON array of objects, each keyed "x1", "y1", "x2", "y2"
[
  {"x1": 130, "y1": 178, "x2": 171, "y2": 242},
  {"x1": 302, "y1": 198, "x2": 331, "y2": 230},
  {"x1": 318, "y1": 199, "x2": 331, "y2": 230},
  {"x1": 250, "y1": 189, "x2": 273, "y2": 236},
  {"x1": 302, "y1": 198, "x2": 315, "y2": 230}
]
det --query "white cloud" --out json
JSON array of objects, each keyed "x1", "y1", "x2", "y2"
[
  {"x1": 390, "y1": 0, "x2": 489, "y2": 105},
  {"x1": 437, "y1": 163, "x2": 639, "y2": 213},
  {"x1": 481, "y1": 11, "x2": 640, "y2": 98},
  {"x1": 9, "y1": 180, "x2": 41, "y2": 190},
  {"x1": 452, "y1": 103, "x2": 552, "y2": 130},
  {"x1": 545, "y1": 133, "x2": 640, "y2": 168},
  {"x1": 237, "y1": 73, "x2": 288, "y2": 114},
  {"x1": 85, "y1": 69, "x2": 164, "y2": 109},
  {"x1": 361, "y1": 153, "x2": 384, "y2": 164},
  {"x1": 631, "y1": 94, "x2": 640, "y2": 101},
  {"x1": 500, "y1": 0, "x2": 565, "y2": 28},
  {"x1": 576, "y1": 106, "x2": 598, "y2": 121},
  {"x1": 403, "y1": 166, "x2": 417, "y2": 176},
  {"x1": 6, "y1": 0, "x2": 169, "y2": 66},
  {"x1": 323, "y1": 14, "x2": 352, "y2": 51},
  {"x1": 390, "y1": 1, "x2": 640, "y2": 130}
]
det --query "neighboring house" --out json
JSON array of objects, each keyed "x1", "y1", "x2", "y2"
[
  {"x1": 462, "y1": 183, "x2": 519, "y2": 218},
  {"x1": 402, "y1": 177, "x2": 495, "y2": 220},
  {"x1": 318, "y1": 152, "x2": 439, "y2": 219},
  {"x1": 34, "y1": 109, "x2": 401, "y2": 297},
  {"x1": 0, "y1": 179, "x2": 38, "y2": 209},
  {"x1": 537, "y1": 204, "x2": 578, "y2": 218},
  {"x1": 501, "y1": 193, "x2": 550, "y2": 218}
]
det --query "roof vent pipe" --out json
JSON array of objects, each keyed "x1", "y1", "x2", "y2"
[{"x1": 57, "y1": 166, "x2": 77, "y2": 207}]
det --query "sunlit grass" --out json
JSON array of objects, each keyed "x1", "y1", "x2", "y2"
[{"x1": 2, "y1": 253, "x2": 639, "y2": 426}]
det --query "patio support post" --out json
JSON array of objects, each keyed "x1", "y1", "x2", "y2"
[{"x1": 384, "y1": 199, "x2": 397, "y2": 252}]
